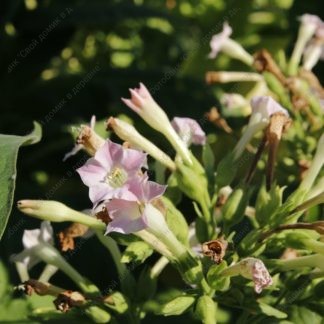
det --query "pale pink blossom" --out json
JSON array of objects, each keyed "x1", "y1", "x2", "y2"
[
  {"x1": 105, "y1": 177, "x2": 166, "y2": 234},
  {"x1": 77, "y1": 140, "x2": 148, "y2": 206},
  {"x1": 209, "y1": 22, "x2": 232, "y2": 59},
  {"x1": 250, "y1": 96, "x2": 289, "y2": 119},
  {"x1": 171, "y1": 117, "x2": 206, "y2": 146},
  {"x1": 122, "y1": 83, "x2": 192, "y2": 164}
]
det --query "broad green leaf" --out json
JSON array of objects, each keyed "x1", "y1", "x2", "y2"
[
  {"x1": 161, "y1": 196, "x2": 189, "y2": 245},
  {"x1": 0, "y1": 122, "x2": 42, "y2": 240},
  {"x1": 195, "y1": 295, "x2": 217, "y2": 324},
  {"x1": 121, "y1": 241, "x2": 153, "y2": 264},
  {"x1": 258, "y1": 303, "x2": 287, "y2": 319},
  {"x1": 158, "y1": 296, "x2": 195, "y2": 316},
  {"x1": 207, "y1": 261, "x2": 230, "y2": 291},
  {"x1": 289, "y1": 306, "x2": 322, "y2": 324}
]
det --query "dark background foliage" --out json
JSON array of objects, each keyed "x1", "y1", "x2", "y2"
[{"x1": 0, "y1": 0, "x2": 323, "y2": 322}]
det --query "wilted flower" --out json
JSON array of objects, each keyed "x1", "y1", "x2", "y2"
[
  {"x1": 122, "y1": 83, "x2": 192, "y2": 164},
  {"x1": 171, "y1": 117, "x2": 206, "y2": 146},
  {"x1": 63, "y1": 116, "x2": 105, "y2": 161},
  {"x1": 220, "y1": 257, "x2": 273, "y2": 293},
  {"x1": 233, "y1": 96, "x2": 289, "y2": 160},
  {"x1": 77, "y1": 140, "x2": 148, "y2": 205},
  {"x1": 209, "y1": 22, "x2": 253, "y2": 66}
]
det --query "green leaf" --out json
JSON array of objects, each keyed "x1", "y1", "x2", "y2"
[
  {"x1": 121, "y1": 241, "x2": 153, "y2": 265},
  {"x1": 289, "y1": 306, "x2": 322, "y2": 324},
  {"x1": 202, "y1": 143, "x2": 215, "y2": 186},
  {"x1": 161, "y1": 196, "x2": 189, "y2": 245},
  {"x1": 255, "y1": 182, "x2": 285, "y2": 226},
  {"x1": 104, "y1": 292, "x2": 129, "y2": 314},
  {"x1": 158, "y1": 296, "x2": 195, "y2": 316},
  {"x1": 258, "y1": 303, "x2": 287, "y2": 319},
  {"x1": 207, "y1": 261, "x2": 230, "y2": 291},
  {"x1": 195, "y1": 295, "x2": 217, "y2": 324},
  {"x1": 0, "y1": 122, "x2": 42, "y2": 240}
]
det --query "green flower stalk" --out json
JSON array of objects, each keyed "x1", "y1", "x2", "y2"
[
  {"x1": 106, "y1": 117, "x2": 176, "y2": 171},
  {"x1": 17, "y1": 200, "x2": 106, "y2": 231},
  {"x1": 299, "y1": 133, "x2": 324, "y2": 192},
  {"x1": 273, "y1": 254, "x2": 324, "y2": 272}
]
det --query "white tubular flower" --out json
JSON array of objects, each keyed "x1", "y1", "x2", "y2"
[
  {"x1": 10, "y1": 221, "x2": 55, "y2": 269},
  {"x1": 302, "y1": 23, "x2": 324, "y2": 70},
  {"x1": 107, "y1": 117, "x2": 176, "y2": 171},
  {"x1": 209, "y1": 22, "x2": 254, "y2": 66},
  {"x1": 11, "y1": 221, "x2": 92, "y2": 292},
  {"x1": 122, "y1": 83, "x2": 192, "y2": 165},
  {"x1": 233, "y1": 96, "x2": 289, "y2": 160},
  {"x1": 220, "y1": 257, "x2": 273, "y2": 293},
  {"x1": 288, "y1": 14, "x2": 323, "y2": 74}
]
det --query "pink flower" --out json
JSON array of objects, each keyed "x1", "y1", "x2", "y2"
[
  {"x1": 171, "y1": 117, "x2": 206, "y2": 146},
  {"x1": 239, "y1": 258, "x2": 273, "y2": 294},
  {"x1": 299, "y1": 14, "x2": 322, "y2": 30},
  {"x1": 77, "y1": 140, "x2": 148, "y2": 206},
  {"x1": 105, "y1": 177, "x2": 166, "y2": 234},
  {"x1": 209, "y1": 22, "x2": 232, "y2": 59},
  {"x1": 122, "y1": 83, "x2": 193, "y2": 164}
]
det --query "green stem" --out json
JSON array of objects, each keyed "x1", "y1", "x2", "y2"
[{"x1": 150, "y1": 256, "x2": 169, "y2": 279}]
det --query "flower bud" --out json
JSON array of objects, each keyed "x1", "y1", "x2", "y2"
[
  {"x1": 106, "y1": 117, "x2": 176, "y2": 171},
  {"x1": 122, "y1": 83, "x2": 192, "y2": 164},
  {"x1": 17, "y1": 200, "x2": 106, "y2": 230}
]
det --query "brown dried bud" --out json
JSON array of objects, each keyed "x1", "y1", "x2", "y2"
[
  {"x1": 95, "y1": 206, "x2": 112, "y2": 225},
  {"x1": 20, "y1": 279, "x2": 64, "y2": 297},
  {"x1": 58, "y1": 222, "x2": 89, "y2": 252},
  {"x1": 205, "y1": 107, "x2": 232, "y2": 134},
  {"x1": 202, "y1": 238, "x2": 228, "y2": 264},
  {"x1": 54, "y1": 290, "x2": 86, "y2": 313},
  {"x1": 253, "y1": 49, "x2": 286, "y2": 85},
  {"x1": 76, "y1": 125, "x2": 105, "y2": 156}
]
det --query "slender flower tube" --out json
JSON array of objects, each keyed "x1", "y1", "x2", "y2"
[
  {"x1": 288, "y1": 14, "x2": 323, "y2": 75},
  {"x1": 10, "y1": 222, "x2": 97, "y2": 294},
  {"x1": 209, "y1": 22, "x2": 254, "y2": 66},
  {"x1": 299, "y1": 133, "x2": 324, "y2": 192},
  {"x1": 220, "y1": 257, "x2": 273, "y2": 293},
  {"x1": 303, "y1": 32, "x2": 324, "y2": 71},
  {"x1": 77, "y1": 140, "x2": 148, "y2": 205},
  {"x1": 171, "y1": 117, "x2": 206, "y2": 147},
  {"x1": 122, "y1": 83, "x2": 192, "y2": 165},
  {"x1": 106, "y1": 117, "x2": 176, "y2": 171},
  {"x1": 206, "y1": 72, "x2": 262, "y2": 84},
  {"x1": 17, "y1": 200, "x2": 106, "y2": 231},
  {"x1": 233, "y1": 96, "x2": 289, "y2": 160},
  {"x1": 273, "y1": 254, "x2": 324, "y2": 272}
]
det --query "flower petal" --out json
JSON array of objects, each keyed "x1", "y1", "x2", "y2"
[{"x1": 105, "y1": 199, "x2": 147, "y2": 234}]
